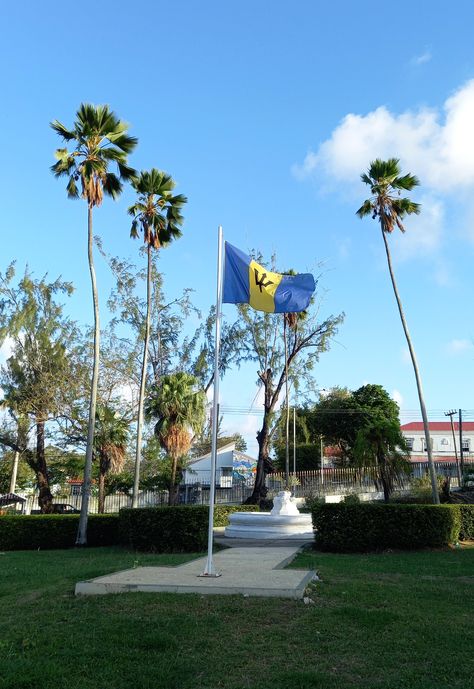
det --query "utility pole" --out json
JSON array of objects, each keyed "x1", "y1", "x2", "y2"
[
  {"x1": 445, "y1": 409, "x2": 461, "y2": 486},
  {"x1": 459, "y1": 409, "x2": 465, "y2": 479}
]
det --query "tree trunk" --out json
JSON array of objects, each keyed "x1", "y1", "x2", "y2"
[
  {"x1": 77, "y1": 204, "x2": 101, "y2": 545},
  {"x1": 132, "y1": 244, "x2": 153, "y2": 508},
  {"x1": 9, "y1": 451, "x2": 19, "y2": 494},
  {"x1": 245, "y1": 411, "x2": 274, "y2": 504},
  {"x1": 98, "y1": 461, "x2": 106, "y2": 514},
  {"x1": 381, "y1": 228, "x2": 439, "y2": 504},
  {"x1": 35, "y1": 419, "x2": 53, "y2": 513}
]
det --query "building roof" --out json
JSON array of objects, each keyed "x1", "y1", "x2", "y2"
[
  {"x1": 401, "y1": 421, "x2": 474, "y2": 432},
  {"x1": 187, "y1": 442, "x2": 257, "y2": 466},
  {"x1": 0, "y1": 493, "x2": 26, "y2": 506}
]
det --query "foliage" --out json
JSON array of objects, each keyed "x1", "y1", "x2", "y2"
[
  {"x1": 94, "y1": 404, "x2": 130, "y2": 513},
  {"x1": 458, "y1": 505, "x2": 474, "y2": 540},
  {"x1": 50, "y1": 103, "x2": 137, "y2": 206},
  {"x1": 398, "y1": 474, "x2": 445, "y2": 503},
  {"x1": 128, "y1": 169, "x2": 187, "y2": 249},
  {"x1": 234, "y1": 265, "x2": 343, "y2": 502},
  {"x1": 212, "y1": 504, "x2": 260, "y2": 526},
  {"x1": 0, "y1": 451, "x2": 35, "y2": 493},
  {"x1": 353, "y1": 416, "x2": 410, "y2": 501},
  {"x1": 273, "y1": 442, "x2": 321, "y2": 471},
  {"x1": 0, "y1": 265, "x2": 79, "y2": 510},
  {"x1": 312, "y1": 503, "x2": 461, "y2": 552},
  {"x1": 356, "y1": 157, "x2": 421, "y2": 232},
  {"x1": 190, "y1": 305, "x2": 248, "y2": 393},
  {"x1": 309, "y1": 384, "x2": 403, "y2": 465},
  {"x1": 147, "y1": 372, "x2": 206, "y2": 458},
  {"x1": 0, "y1": 514, "x2": 119, "y2": 550},
  {"x1": 146, "y1": 372, "x2": 206, "y2": 503},
  {"x1": 119, "y1": 506, "x2": 208, "y2": 552}
]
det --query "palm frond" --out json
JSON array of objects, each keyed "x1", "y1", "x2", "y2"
[
  {"x1": 66, "y1": 176, "x2": 80, "y2": 199},
  {"x1": 50, "y1": 120, "x2": 76, "y2": 141},
  {"x1": 356, "y1": 199, "x2": 373, "y2": 218},
  {"x1": 391, "y1": 173, "x2": 420, "y2": 191},
  {"x1": 102, "y1": 173, "x2": 122, "y2": 199}
]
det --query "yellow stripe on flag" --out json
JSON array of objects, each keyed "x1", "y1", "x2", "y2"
[{"x1": 248, "y1": 259, "x2": 283, "y2": 313}]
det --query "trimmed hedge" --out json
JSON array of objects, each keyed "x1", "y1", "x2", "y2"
[
  {"x1": 213, "y1": 504, "x2": 259, "y2": 527},
  {"x1": 119, "y1": 506, "x2": 209, "y2": 552},
  {"x1": 0, "y1": 514, "x2": 119, "y2": 551},
  {"x1": 458, "y1": 504, "x2": 474, "y2": 541},
  {"x1": 311, "y1": 503, "x2": 461, "y2": 552},
  {"x1": 0, "y1": 504, "x2": 264, "y2": 552}
]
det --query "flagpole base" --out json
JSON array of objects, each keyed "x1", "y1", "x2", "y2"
[{"x1": 198, "y1": 571, "x2": 222, "y2": 578}]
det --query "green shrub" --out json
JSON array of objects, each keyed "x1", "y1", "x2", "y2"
[
  {"x1": 458, "y1": 504, "x2": 474, "y2": 540},
  {"x1": 212, "y1": 504, "x2": 259, "y2": 527},
  {"x1": 342, "y1": 494, "x2": 360, "y2": 505},
  {"x1": 311, "y1": 503, "x2": 461, "y2": 552},
  {"x1": 119, "y1": 506, "x2": 209, "y2": 552},
  {"x1": 0, "y1": 514, "x2": 119, "y2": 551}
]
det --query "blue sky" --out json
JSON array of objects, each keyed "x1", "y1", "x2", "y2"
[{"x1": 2, "y1": 0, "x2": 474, "y2": 454}]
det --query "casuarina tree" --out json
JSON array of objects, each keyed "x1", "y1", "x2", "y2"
[
  {"x1": 357, "y1": 158, "x2": 439, "y2": 503},
  {"x1": 51, "y1": 104, "x2": 138, "y2": 542}
]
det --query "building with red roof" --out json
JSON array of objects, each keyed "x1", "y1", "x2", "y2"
[{"x1": 400, "y1": 422, "x2": 474, "y2": 462}]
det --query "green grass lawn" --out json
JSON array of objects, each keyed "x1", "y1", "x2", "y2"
[{"x1": 1, "y1": 545, "x2": 473, "y2": 689}]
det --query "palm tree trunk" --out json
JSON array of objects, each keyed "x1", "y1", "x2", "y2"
[
  {"x1": 132, "y1": 244, "x2": 152, "y2": 508},
  {"x1": 381, "y1": 227, "x2": 439, "y2": 504},
  {"x1": 169, "y1": 456, "x2": 178, "y2": 506},
  {"x1": 77, "y1": 204, "x2": 101, "y2": 544}
]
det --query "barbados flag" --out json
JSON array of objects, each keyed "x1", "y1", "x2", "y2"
[{"x1": 223, "y1": 242, "x2": 315, "y2": 314}]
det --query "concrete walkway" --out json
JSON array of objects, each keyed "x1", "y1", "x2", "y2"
[{"x1": 75, "y1": 545, "x2": 316, "y2": 599}]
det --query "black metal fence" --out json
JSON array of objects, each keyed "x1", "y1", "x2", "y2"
[{"x1": 22, "y1": 460, "x2": 473, "y2": 513}]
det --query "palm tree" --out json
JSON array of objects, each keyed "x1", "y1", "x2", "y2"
[
  {"x1": 357, "y1": 158, "x2": 439, "y2": 503},
  {"x1": 146, "y1": 372, "x2": 206, "y2": 505},
  {"x1": 128, "y1": 170, "x2": 187, "y2": 508},
  {"x1": 94, "y1": 405, "x2": 129, "y2": 513},
  {"x1": 51, "y1": 104, "x2": 138, "y2": 542}
]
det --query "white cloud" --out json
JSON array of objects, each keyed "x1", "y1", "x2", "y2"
[
  {"x1": 446, "y1": 338, "x2": 473, "y2": 355},
  {"x1": 411, "y1": 50, "x2": 432, "y2": 66},
  {"x1": 392, "y1": 389, "x2": 404, "y2": 408},
  {"x1": 391, "y1": 194, "x2": 444, "y2": 258},
  {"x1": 293, "y1": 80, "x2": 474, "y2": 278},
  {"x1": 293, "y1": 80, "x2": 474, "y2": 193}
]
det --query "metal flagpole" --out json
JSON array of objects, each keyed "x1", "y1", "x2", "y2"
[
  {"x1": 201, "y1": 225, "x2": 224, "y2": 577},
  {"x1": 293, "y1": 407, "x2": 296, "y2": 475}
]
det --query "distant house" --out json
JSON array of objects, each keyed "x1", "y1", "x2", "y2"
[
  {"x1": 182, "y1": 442, "x2": 257, "y2": 487},
  {"x1": 400, "y1": 422, "x2": 474, "y2": 462}
]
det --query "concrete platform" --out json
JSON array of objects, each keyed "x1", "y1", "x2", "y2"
[{"x1": 75, "y1": 546, "x2": 316, "y2": 599}]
